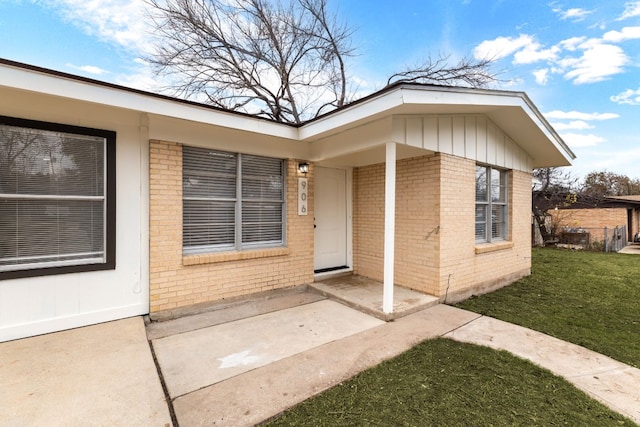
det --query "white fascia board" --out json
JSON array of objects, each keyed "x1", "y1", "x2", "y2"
[
  {"x1": 0, "y1": 63, "x2": 298, "y2": 140},
  {"x1": 299, "y1": 90, "x2": 406, "y2": 140},
  {"x1": 515, "y1": 93, "x2": 576, "y2": 162},
  {"x1": 403, "y1": 86, "x2": 575, "y2": 163},
  {"x1": 299, "y1": 85, "x2": 517, "y2": 141}
]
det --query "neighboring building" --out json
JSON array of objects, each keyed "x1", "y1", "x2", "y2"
[
  {"x1": 549, "y1": 195, "x2": 640, "y2": 246},
  {"x1": 0, "y1": 59, "x2": 574, "y2": 342}
]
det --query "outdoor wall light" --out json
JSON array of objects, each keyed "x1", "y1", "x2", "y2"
[{"x1": 298, "y1": 162, "x2": 309, "y2": 174}]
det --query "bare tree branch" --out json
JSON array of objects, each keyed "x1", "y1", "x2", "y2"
[
  {"x1": 145, "y1": 0, "x2": 354, "y2": 124},
  {"x1": 387, "y1": 55, "x2": 501, "y2": 88},
  {"x1": 145, "y1": 1, "x2": 500, "y2": 122}
]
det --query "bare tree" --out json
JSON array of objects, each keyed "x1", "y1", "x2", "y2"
[
  {"x1": 386, "y1": 55, "x2": 499, "y2": 88},
  {"x1": 531, "y1": 167, "x2": 578, "y2": 243},
  {"x1": 145, "y1": 0, "x2": 354, "y2": 124},
  {"x1": 145, "y1": 0, "x2": 501, "y2": 123},
  {"x1": 581, "y1": 170, "x2": 640, "y2": 197}
]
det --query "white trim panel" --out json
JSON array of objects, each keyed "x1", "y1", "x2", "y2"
[{"x1": 392, "y1": 115, "x2": 534, "y2": 172}]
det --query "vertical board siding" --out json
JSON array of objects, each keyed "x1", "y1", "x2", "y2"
[
  {"x1": 476, "y1": 116, "x2": 487, "y2": 163},
  {"x1": 464, "y1": 116, "x2": 477, "y2": 159},
  {"x1": 437, "y1": 116, "x2": 453, "y2": 154},
  {"x1": 395, "y1": 115, "x2": 532, "y2": 172},
  {"x1": 486, "y1": 122, "x2": 497, "y2": 165},
  {"x1": 452, "y1": 116, "x2": 466, "y2": 157},
  {"x1": 406, "y1": 117, "x2": 423, "y2": 148},
  {"x1": 423, "y1": 117, "x2": 439, "y2": 151}
]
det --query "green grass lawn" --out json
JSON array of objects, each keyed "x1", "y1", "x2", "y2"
[
  {"x1": 264, "y1": 338, "x2": 633, "y2": 426},
  {"x1": 457, "y1": 247, "x2": 640, "y2": 368}
]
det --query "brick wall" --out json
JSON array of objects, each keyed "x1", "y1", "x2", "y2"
[
  {"x1": 149, "y1": 140, "x2": 314, "y2": 315},
  {"x1": 551, "y1": 208, "x2": 628, "y2": 244},
  {"x1": 353, "y1": 153, "x2": 532, "y2": 302},
  {"x1": 353, "y1": 154, "x2": 440, "y2": 293},
  {"x1": 438, "y1": 166, "x2": 532, "y2": 302}
]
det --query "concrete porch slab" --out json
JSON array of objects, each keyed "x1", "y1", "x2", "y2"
[
  {"x1": 310, "y1": 275, "x2": 440, "y2": 321},
  {"x1": 152, "y1": 299, "x2": 385, "y2": 399},
  {"x1": 0, "y1": 317, "x2": 172, "y2": 427},
  {"x1": 146, "y1": 289, "x2": 325, "y2": 340}
]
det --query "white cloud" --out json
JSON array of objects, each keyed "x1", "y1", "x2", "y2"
[
  {"x1": 65, "y1": 63, "x2": 109, "y2": 75},
  {"x1": 554, "y1": 7, "x2": 594, "y2": 22},
  {"x1": 473, "y1": 34, "x2": 534, "y2": 60},
  {"x1": 475, "y1": 31, "x2": 630, "y2": 86},
  {"x1": 602, "y1": 26, "x2": 640, "y2": 42},
  {"x1": 618, "y1": 1, "x2": 640, "y2": 20},
  {"x1": 611, "y1": 87, "x2": 640, "y2": 105},
  {"x1": 550, "y1": 120, "x2": 594, "y2": 131},
  {"x1": 533, "y1": 68, "x2": 549, "y2": 85},
  {"x1": 544, "y1": 111, "x2": 620, "y2": 121},
  {"x1": 44, "y1": 0, "x2": 151, "y2": 54},
  {"x1": 513, "y1": 43, "x2": 560, "y2": 64},
  {"x1": 561, "y1": 41, "x2": 629, "y2": 84},
  {"x1": 559, "y1": 36, "x2": 587, "y2": 51},
  {"x1": 561, "y1": 133, "x2": 606, "y2": 148}
]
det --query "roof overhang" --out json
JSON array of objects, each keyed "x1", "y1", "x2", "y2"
[
  {"x1": 0, "y1": 59, "x2": 575, "y2": 170},
  {"x1": 0, "y1": 59, "x2": 298, "y2": 141},
  {"x1": 299, "y1": 84, "x2": 575, "y2": 169}
]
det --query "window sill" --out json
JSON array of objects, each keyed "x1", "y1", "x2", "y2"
[
  {"x1": 475, "y1": 241, "x2": 514, "y2": 254},
  {"x1": 183, "y1": 247, "x2": 290, "y2": 266}
]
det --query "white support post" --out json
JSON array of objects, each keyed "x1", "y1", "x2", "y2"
[{"x1": 383, "y1": 142, "x2": 396, "y2": 314}]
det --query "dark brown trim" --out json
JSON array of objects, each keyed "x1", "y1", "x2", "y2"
[{"x1": 0, "y1": 115, "x2": 116, "y2": 280}]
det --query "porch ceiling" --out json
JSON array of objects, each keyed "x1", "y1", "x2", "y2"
[{"x1": 314, "y1": 143, "x2": 432, "y2": 168}]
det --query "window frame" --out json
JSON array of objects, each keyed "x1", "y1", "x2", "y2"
[
  {"x1": 475, "y1": 164, "x2": 509, "y2": 244},
  {"x1": 182, "y1": 146, "x2": 286, "y2": 255},
  {"x1": 0, "y1": 115, "x2": 116, "y2": 280}
]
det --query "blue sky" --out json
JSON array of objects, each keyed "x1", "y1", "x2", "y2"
[{"x1": 1, "y1": 0, "x2": 639, "y2": 181}]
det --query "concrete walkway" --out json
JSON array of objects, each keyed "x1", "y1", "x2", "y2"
[
  {"x1": 0, "y1": 317, "x2": 171, "y2": 426},
  {"x1": 2, "y1": 296, "x2": 639, "y2": 426}
]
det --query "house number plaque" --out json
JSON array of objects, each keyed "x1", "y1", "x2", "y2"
[{"x1": 298, "y1": 178, "x2": 308, "y2": 216}]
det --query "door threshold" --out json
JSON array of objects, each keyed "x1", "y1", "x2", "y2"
[
  {"x1": 314, "y1": 266, "x2": 352, "y2": 281},
  {"x1": 314, "y1": 265, "x2": 349, "y2": 274}
]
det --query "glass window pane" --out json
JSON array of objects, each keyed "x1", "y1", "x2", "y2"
[
  {"x1": 492, "y1": 205, "x2": 507, "y2": 240},
  {"x1": 475, "y1": 222, "x2": 487, "y2": 242},
  {"x1": 475, "y1": 166, "x2": 487, "y2": 202},
  {"x1": 242, "y1": 202, "x2": 282, "y2": 244},
  {"x1": 491, "y1": 169, "x2": 507, "y2": 203},
  {"x1": 242, "y1": 155, "x2": 283, "y2": 200},
  {"x1": 0, "y1": 125, "x2": 104, "y2": 197},
  {"x1": 1, "y1": 121, "x2": 110, "y2": 273},
  {"x1": 182, "y1": 148, "x2": 285, "y2": 252},
  {"x1": 0, "y1": 198, "x2": 105, "y2": 270},
  {"x1": 183, "y1": 147, "x2": 236, "y2": 199},
  {"x1": 183, "y1": 200, "x2": 236, "y2": 249}
]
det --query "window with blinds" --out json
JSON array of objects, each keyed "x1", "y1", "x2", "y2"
[
  {"x1": 475, "y1": 165, "x2": 508, "y2": 243},
  {"x1": 0, "y1": 116, "x2": 116, "y2": 278},
  {"x1": 182, "y1": 146, "x2": 285, "y2": 254}
]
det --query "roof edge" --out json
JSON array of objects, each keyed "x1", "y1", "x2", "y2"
[{"x1": 0, "y1": 58, "x2": 293, "y2": 128}]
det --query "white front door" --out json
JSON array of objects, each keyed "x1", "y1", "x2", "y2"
[{"x1": 314, "y1": 167, "x2": 348, "y2": 272}]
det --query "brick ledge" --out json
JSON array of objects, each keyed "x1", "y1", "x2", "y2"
[
  {"x1": 475, "y1": 241, "x2": 514, "y2": 254},
  {"x1": 183, "y1": 247, "x2": 290, "y2": 265}
]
